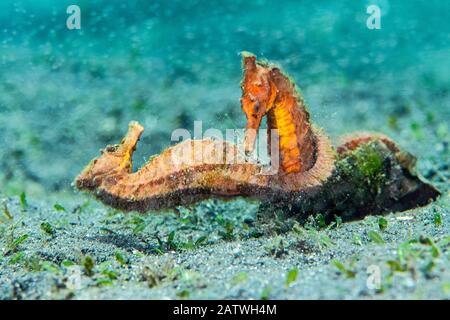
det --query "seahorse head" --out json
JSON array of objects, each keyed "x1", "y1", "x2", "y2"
[
  {"x1": 75, "y1": 121, "x2": 144, "y2": 190},
  {"x1": 240, "y1": 52, "x2": 277, "y2": 153}
]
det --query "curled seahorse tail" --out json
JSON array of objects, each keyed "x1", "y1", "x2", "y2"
[{"x1": 278, "y1": 126, "x2": 335, "y2": 193}]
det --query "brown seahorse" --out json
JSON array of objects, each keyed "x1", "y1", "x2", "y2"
[{"x1": 75, "y1": 53, "x2": 440, "y2": 216}]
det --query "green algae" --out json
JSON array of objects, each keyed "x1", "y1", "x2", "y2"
[{"x1": 257, "y1": 139, "x2": 439, "y2": 224}]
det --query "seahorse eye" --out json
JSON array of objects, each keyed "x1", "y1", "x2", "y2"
[
  {"x1": 253, "y1": 101, "x2": 260, "y2": 113},
  {"x1": 106, "y1": 145, "x2": 118, "y2": 152}
]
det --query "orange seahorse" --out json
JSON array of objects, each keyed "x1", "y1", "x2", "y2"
[{"x1": 75, "y1": 53, "x2": 439, "y2": 214}]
